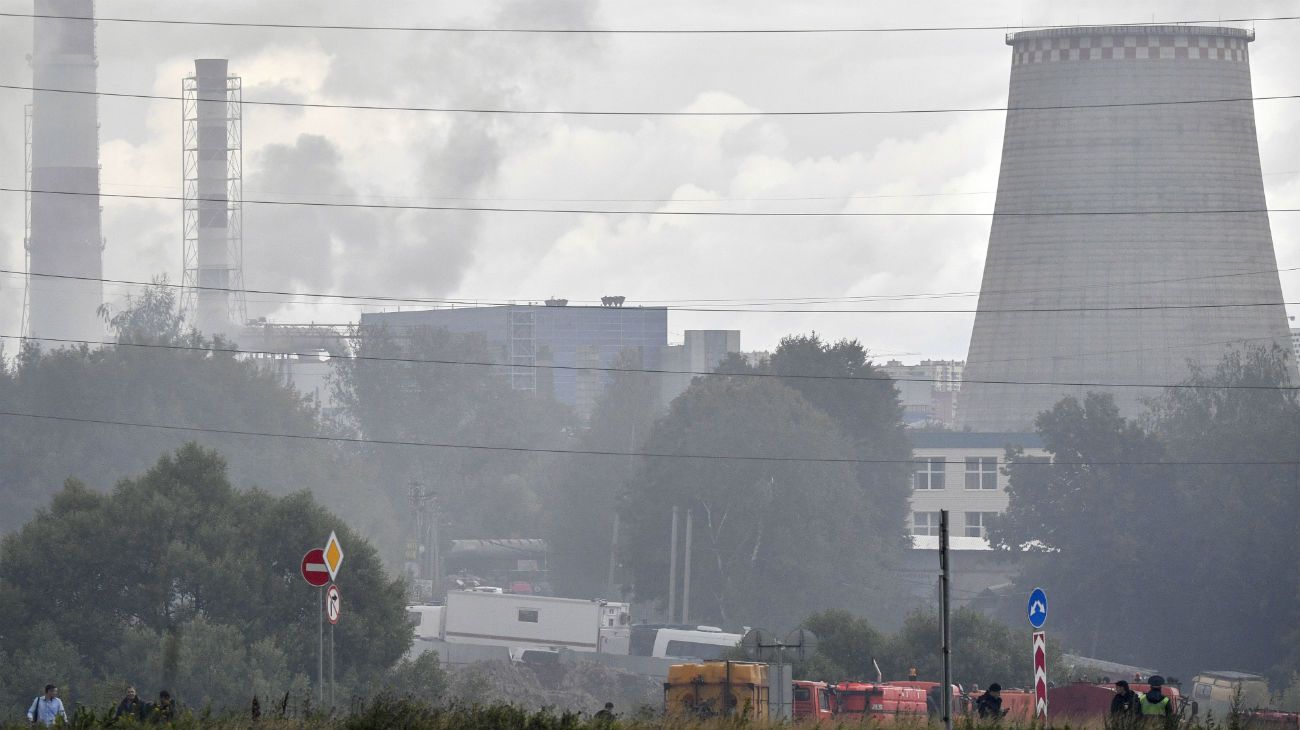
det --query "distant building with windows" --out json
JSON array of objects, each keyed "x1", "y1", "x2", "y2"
[
  {"x1": 360, "y1": 302, "x2": 667, "y2": 418},
  {"x1": 880, "y1": 360, "x2": 964, "y2": 429},
  {"x1": 896, "y1": 431, "x2": 1047, "y2": 609},
  {"x1": 660, "y1": 330, "x2": 741, "y2": 408},
  {"x1": 908, "y1": 432, "x2": 1046, "y2": 541}
]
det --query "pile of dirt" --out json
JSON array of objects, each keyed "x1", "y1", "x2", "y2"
[{"x1": 444, "y1": 660, "x2": 660, "y2": 715}]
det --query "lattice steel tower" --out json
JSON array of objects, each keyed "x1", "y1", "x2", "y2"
[
  {"x1": 958, "y1": 25, "x2": 1295, "y2": 431},
  {"x1": 182, "y1": 58, "x2": 246, "y2": 339}
]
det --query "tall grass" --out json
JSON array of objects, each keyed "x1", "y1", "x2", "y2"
[{"x1": 0, "y1": 697, "x2": 1247, "y2": 730}]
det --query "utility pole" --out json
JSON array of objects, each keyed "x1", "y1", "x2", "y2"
[
  {"x1": 682, "y1": 507, "x2": 693, "y2": 624},
  {"x1": 940, "y1": 509, "x2": 953, "y2": 730},
  {"x1": 667, "y1": 507, "x2": 679, "y2": 623},
  {"x1": 317, "y1": 586, "x2": 323, "y2": 707},
  {"x1": 607, "y1": 512, "x2": 620, "y2": 592},
  {"x1": 408, "y1": 481, "x2": 438, "y2": 598}
]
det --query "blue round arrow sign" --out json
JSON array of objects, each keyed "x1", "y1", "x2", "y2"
[{"x1": 1027, "y1": 587, "x2": 1048, "y2": 628}]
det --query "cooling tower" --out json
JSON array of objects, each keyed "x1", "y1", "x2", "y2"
[
  {"x1": 958, "y1": 25, "x2": 1295, "y2": 431},
  {"x1": 26, "y1": 0, "x2": 104, "y2": 341}
]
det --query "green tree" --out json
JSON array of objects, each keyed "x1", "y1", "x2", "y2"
[
  {"x1": 0, "y1": 284, "x2": 392, "y2": 555},
  {"x1": 796, "y1": 609, "x2": 889, "y2": 682},
  {"x1": 545, "y1": 349, "x2": 663, "y2": 598},
  {"x1": 988, "y1": 393, "x2": 1176, "y2": 664},
  {"x1": 619, "y1": 376, "x2": 888, "y2": 629},
  {"x1": 990, "y1": 347, "x2": 1300, "y2": 678},
  {"x1": 1148, "y1": 346, "x2": 1300, "y2": 677},
  {"x1": 329, "y1": 325, "x2": 575, "y2": 542},
  {"x1": 766, "y1": 335, "x2": 913, "y2": 559},
  {"x1": 0, "y1": 445, "x2": 410, "y2": 714},
  {"x1": 881, "y1": 608, "x2": 1066, "y2": 688}
]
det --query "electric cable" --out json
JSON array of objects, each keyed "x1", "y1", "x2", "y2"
[
  {"x1": 3, "y1": 408, "x2": 1299, "y2": 468},
  {"x1": 5, "y1": 186, "x2": 1299, "y2": 220},
  {"x1": 7, "y1": 333, "x2": 1299, "y2": 392},
  {"x1": 4, "y1": 83, "x2": 1298, "y2": 117},
  {"x1": 2, "y1": 10, "x2": 1296, "y2": 35}
]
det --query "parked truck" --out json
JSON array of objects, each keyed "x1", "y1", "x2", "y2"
[
  {"x1": 835, "y1": 682, "x2": 928, "y2": 724},
  {"x1": 664, "y1": 661, "x2": 770, "y2": 721},
  {"x1": 406, "y1": 591, "x2": 630, "y2": 655}
]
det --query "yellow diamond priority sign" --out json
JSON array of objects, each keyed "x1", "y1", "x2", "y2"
[{"x1": 323, "y1": 531, "x2": 344, "y2": 581}]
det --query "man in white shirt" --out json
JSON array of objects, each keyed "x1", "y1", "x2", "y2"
[{"x1": 27, "y1": 684, "x2": 67, "y2": 727}]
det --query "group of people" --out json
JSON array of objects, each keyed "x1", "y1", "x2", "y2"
[
  {"x1": 25, "y1": 684, "x2": 177, "y2": 726},
  {"x1": 925, "y1": 675, "x2": 1175, "y2": 723},
  {"x1": 1112, "y1": 676, "x2": 1176, "y2": 721}
]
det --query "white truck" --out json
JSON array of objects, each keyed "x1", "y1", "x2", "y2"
[{"x1": 407, "y1": 591, "x2": 631, "y2": 656}]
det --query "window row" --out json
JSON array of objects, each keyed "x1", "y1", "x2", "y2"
[
  {"x1": 913, "y1": 456, "x2": 998, "y2": 490},
  {"x1": 912, "y1": 511, "x2": 998, "y2": 538}
]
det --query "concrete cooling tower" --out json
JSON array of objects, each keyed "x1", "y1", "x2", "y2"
[{"x1": 958, "y1": 25, "x2": 1295, "y2": 431}]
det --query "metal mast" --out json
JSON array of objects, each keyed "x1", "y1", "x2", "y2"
[{"x1": 182, "y1": 59, "x2": 246, "y2": 339}]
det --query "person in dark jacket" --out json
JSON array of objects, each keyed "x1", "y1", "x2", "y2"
[
  {"x1": 594, "y1": 702, "x2": 615, "y2": 723},
  {"x1": 975, "y1": 683, "x2": 1005, "y2": 719},
  {"x1": 147, "y1": 690, "x2": 176, "y2": 724},
  {"x1": 114, "y1": 686, "x2": 145, "y2": 721},
  {"x1": 1111, "y1": 680, "x2": 1142, "y2": 718},
  {"x1": 1137, "y1": 676, "x2": 1174, "y2": 723}
]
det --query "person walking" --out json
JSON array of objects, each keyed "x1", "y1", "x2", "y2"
[
  {"x1": 26, "y1": 685, "x2": 67, "y2": 727},
  {"x1": 115, "y1": 686, "x2": 145, "y2": 721},
  {"x1": 1137, "y1": 676, "x2": 1174, "y2": 723},
  {"x1": 975, "y1": 683, "x2": 1005, "y2": 720}
]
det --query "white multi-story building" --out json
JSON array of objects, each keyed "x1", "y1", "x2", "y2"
[{"x1": 908, "y1": 432, "x2": 1047, "y2": 541}]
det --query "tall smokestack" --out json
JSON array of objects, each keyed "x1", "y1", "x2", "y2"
[
  {"x1": 959, "y1": 25, "x2": 1295, "y2": 431},
  {"x1": 182, "y1": 58, "x2": 246, "y2": 340},
  {"x1": 26, "y1": 0, "x2": 104, "y2": 342}
]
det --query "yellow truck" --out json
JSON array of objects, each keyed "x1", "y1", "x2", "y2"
[{"x1": 664, "y1": 661, "x2": 770, "y2": 721}]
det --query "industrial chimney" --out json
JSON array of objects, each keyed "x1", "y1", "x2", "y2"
[
  {"x1": 958, "y1": 26, "x2": 1295, "y2": 431},
  {"x1": 25, "y1": 0, "x2": 104, "y2": 342},
  {"x1": 181, "y1": 58, "x2": 246, "y2": 340}
]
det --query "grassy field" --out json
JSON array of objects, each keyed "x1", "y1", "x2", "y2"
[{"x1": 0, "y1": 697, "x2": 1218, "y2": 730}]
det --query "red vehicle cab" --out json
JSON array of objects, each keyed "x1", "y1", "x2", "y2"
[
  {"x1": 835, "y1": 682, "x2": 928, "y2": 724},
  {"x1": 792, "y1": 680, "x2": 836, "y2": 723}
]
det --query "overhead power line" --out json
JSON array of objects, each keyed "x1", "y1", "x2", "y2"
[
  {"x1": 2, "y1": 10, "x2": 1297, "y2": 34},
  {"x1": 3, "y1": 83, "x2": 1298, "y2": 117},
  {"x1": 9, "y1": 333, "x2": 1299, "y2": 391},
  {"x1": 3, "y1": 409, "x2": 1299, "y2": 468},
  {"x1": 14, "y1": 254, "x2": 1299, "y2": 310},
  {"x1": 8, "y1": 268, "x2": 1300, "y2": 315},
  {"x1": 4, "y1": 186, "x2": 1299, "y2": 221}
]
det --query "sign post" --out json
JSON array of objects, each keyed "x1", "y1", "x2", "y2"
[
  {"x1": 326, "y1": 585, "x2": 340, "y2": 708},
  {"x1": 940, "y1": 510, "x2": 953, "y2": 730},
  {"x1": 302, "y1": 534, "x2": 344, "y2": 709},
  {"x1": 1027, "y1": 587, "x2": 1048, "y2": 720},
  {"x1": 1033, "y1": 631, "x2": 1048, "y2": 720}
]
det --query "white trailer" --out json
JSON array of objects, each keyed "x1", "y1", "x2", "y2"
[{"x1": 416, "y1": 592, "x2": 630, "y2": 655}]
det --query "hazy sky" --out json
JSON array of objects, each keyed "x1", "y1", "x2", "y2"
[{"x1": 1, "y1": 0, "x2": 1297, "y2": 358}]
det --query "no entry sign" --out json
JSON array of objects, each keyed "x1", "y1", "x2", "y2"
[{"x1": 301, "y1": 548, "x2": 330, "y2": 587}]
